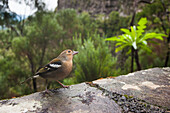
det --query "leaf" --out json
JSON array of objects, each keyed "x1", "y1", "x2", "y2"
[
  {"x1": 142, "y1": 40, "x2": 147, "y2": 45},
  {"x1": 105, "y1": 36, "x2": 119, "y2": 41},
  {"x1": 123, "y1": 34, "x2": 133, "y2": 43},
  {"x1": 115, "y1": 46, "x2": 122, "y2": 53},
  {"x1": 142, "y1": 33, "x2": 166, "y2": 41},
  {"x1": 132, "y1": 42, "x2": 137, "y2": 50},
  {"x1": 106, "y1": 36, "x2": 127, "y2": 43},
  {"x1": 137, "y1": 18, "x2": 147, "y2": 38},
  {"x1": 130, "y1": 26, "x2": 136, "y2": 41},
  {"x1": 121, "y1": 28, "x2": 131, "y2": 35},
  {"x1": 115, "y1": 44, "x2": 128, "y2": 53},
  {"x1": 116, "y1": 42, "x2": 123, "y2": 46},
  {"x1": 138, "y1": 17, "x2": 147, "y2": 27},
  {"x1": 126, "y1": 49, "x2": 131, "y2": 55}
]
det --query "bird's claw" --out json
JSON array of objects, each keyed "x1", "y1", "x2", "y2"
[{"x1": 62, "y1": 85, "x2": 69, "y2": 88}]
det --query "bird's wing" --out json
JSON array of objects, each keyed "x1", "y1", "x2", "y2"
[{"x1": 36, "y1": 59, "x2": 62, "y2": 75}]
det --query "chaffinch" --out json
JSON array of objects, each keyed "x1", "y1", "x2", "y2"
[{"x1": 22, "y1": 49, "x2": 78, "y2": 89}]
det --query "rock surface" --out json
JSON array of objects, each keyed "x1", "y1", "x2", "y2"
[
  {"x1": 57, "y1": 0, "x2": 135, "y2": 16},
  {"x1": 0, "y1": 67, "x2": 170, "y2": 113},
  {"x1": 93, "y1": 67, "x2": 170, "y2": 109}
]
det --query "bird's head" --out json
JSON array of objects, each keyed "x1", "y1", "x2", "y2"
[{"x1": 58, "y1": 49, "x2": 78, "y2": 61}]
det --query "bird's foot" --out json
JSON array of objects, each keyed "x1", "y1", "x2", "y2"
[
  {"x1": 56, "y1": 80, "x2": 69, "y2": 88},
  {"x1": 40, "y1": 89, "x2": 52, "y2": 96},
  {"x1": 62, "y1": 85, "x2": 69, "y2": 88}
]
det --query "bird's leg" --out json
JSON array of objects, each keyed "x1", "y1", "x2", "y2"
[
  {"x1": 56, "y1": 80, "x2": 69, "y2": 88},
  {"x1": 45, "y1": 79, "x2": 48, "y2": 91},
  {"x1": 45, "y1": 79, "x2": 51, "y2": 90},
  {"x1": 41, "y1": 79, "x2": 51, "y2": 96},
  {"x1": 43, "y1": 79, "x2": 51, "y2": 93}
]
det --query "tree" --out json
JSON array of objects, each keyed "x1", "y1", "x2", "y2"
[
  {"x1": 12, "y1": 12, "x2": 64, "y2": 92},
  {"x1": 106, "y1": 17, "x2": 166, "y2": 72}
]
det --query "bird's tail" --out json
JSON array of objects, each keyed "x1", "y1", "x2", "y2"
[{"x1": 20, "y1": 75, "x2": 40, "y2": 85}]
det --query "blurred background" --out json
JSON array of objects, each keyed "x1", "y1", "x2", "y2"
[{"x1": 0, "y1": 0, "x2": 169, "y2": 99}]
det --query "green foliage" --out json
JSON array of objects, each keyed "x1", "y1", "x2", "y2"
[
  {"x1": 12, "y1": 37, "x2": 29, "y2": 55},
  {"x1": 0, "y1": 30, "x2": 14, "y2": 57},
  {"x1": 106, "y1": 17, "x2": 166, "y2": 53},
  {"x1": 56, "y1": 9, "x2": 99, "y2": 40},
  {"x1": 12, "y1": 12, "x2": 66, "y2": 64},
  {"x1": 56, "y1": 9, "x2": 78, "y2": 30},
  {"x1": 136, "y1": 0, "x2": 170, "y2": 33},
  {"x1": 64, "y1": 34, "x2": 117, "y2": 84},
  {"x1": 136, "y1": 0, "x2": 170, "y2": 67},
  {"x1": 139, "y1": 49, "x2": 165, "y2": 68},
  {"x1": 98, "y1": 11, "x2": 130, "y2": 37},
  {"x1": 56, "y1": 9, "x2": 80, "y2": 40},
  {"x1": 0, "y1": 52, "x2": 31, "y2": 99},
  {"x1": 25, "y1": 12, "x2": 65, "y2": 60},
  {"x1": 0, "y1": 30, "x2": 11, "y2": 48},
  {"x1": 78, "y1": 11, "x2": 99, "y2": 38}
]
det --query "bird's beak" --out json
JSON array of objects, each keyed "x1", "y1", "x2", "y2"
[{"x1": 73, "y1": 51, "x2": 78, "y2": 55}]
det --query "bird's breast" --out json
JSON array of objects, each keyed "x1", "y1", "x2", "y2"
[
  {"x1": 62, "y1": 60, "x2": 73, "y2": 75},
  {"x1": 53, "y1": 60, "x2": 73, "y2": 80}
]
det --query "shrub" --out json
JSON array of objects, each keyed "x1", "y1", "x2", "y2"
[{"x1": 64, "y1": 34, "x2": 117, "y2": 84}]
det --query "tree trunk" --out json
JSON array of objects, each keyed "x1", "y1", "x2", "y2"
[
  {"x1": 131, "y1": 47, "x2": 134, "y2": 72},
  {"x1": 159, "y1": 0, "x2": 170, "y2": 66},
  {"x1": 130, "y1": 11, "x2": 136, "y2": 27},
  {"x1": 39, "y1": 41, "x2": 47, "y2": 67},
  {"x1": 32, "y1": 79, "x2": 37, "y2": 92},
  {"x1": 117, "y1": 47, "x2": 129, "y2": 71},
  {"x1": 27, "y1": 53, "x2": 37, "y2": 92},
  {"x1": 165, "y1": 50, "x2": 170, "y2": 66},
  {"x1": 165, "y1": 33, "x2": 170, "y2": 67},
  {"x1": 130, "y1": 0, "x2": 137, "y2": 73},
  {"x1": 134, "y1": 49, "x2": 141, "y2": 70},
  {"x1": 130, "y1": 0, "x2": 137, "y2": 27},
  {"x1": 31, "y1": 63, "x2": 37, "y2": 92}
]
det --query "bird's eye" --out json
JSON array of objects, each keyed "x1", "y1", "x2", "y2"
[{"x1": 68, "y1": 50, "x2": 71, "y2": 53}]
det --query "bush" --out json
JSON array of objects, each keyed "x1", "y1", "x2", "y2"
[
  {"x1": 0, "y1": 54, "x2": 31, "y2": 99},
  {"x1": 64, "y1": 34, "x2": 117, "y2": 84}
]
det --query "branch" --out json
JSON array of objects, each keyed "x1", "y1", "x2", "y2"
[
  {"x1": 138, "y1": 0, "x2": 154, "y2": 4},
  {"x1": 8, "y1": 25, "x2": 21, "y2": 36}
]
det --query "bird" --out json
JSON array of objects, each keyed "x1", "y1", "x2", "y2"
[{"x1": 21, "y1": 49, "x2": 78, "y2": 90}]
